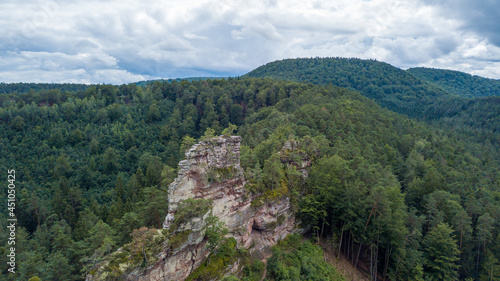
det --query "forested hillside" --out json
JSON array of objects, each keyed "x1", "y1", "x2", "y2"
[
  {"x1": 0, "y1": 73, "x2": 499, "y2": 280},
  {"x1": 134, "y1": 77, "x2": 223, "y2": 87},
  {"x1": 246, "y1": 58, "x2": 500, "y2": 143},
  {"x1": 0, "y1": 83, "x2": 90, "y2": 95},
  {"x1": 407, "y1": 67, "x2": 500, "y2": 98},
  {"x1": 245, "y1": 57, "x2": 450, "y2": 118}
]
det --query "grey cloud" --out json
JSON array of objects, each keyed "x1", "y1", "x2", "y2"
[
  {"x1": 371, "y1": 35, "x2": 460, "y2": 68},
  {"x1": 1, "y1": 0, "x2": 500, "y2": 83},
  {"x1": 434, "y1": 36, "x2": 460, "y2": 56},
  {"x1": 421, "y1": 0, "x2": 500, "y2": 46},
  {"x1": 232, "y1": 22, "x2": 283, "y2": 41},
  {"x1": 75, "y1": 39, "x2": 100, "y2": 50}
]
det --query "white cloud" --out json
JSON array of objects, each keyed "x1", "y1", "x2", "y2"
[
  {"x1": 0, "y1": 0, "x2": 499, "y2": 84},
  {"x1": 421, "y1": 34, "x2": 500, "y2": 79}
]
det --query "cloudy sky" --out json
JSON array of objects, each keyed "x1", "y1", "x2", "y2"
[{"x1": 1, "y1": 0, "x2": 499, "y2": 84}]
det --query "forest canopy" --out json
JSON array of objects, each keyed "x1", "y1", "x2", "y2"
[{"x1": 0, "y1": 58, "x2": 499, "y2": 280}]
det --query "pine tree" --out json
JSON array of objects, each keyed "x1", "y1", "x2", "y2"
[
  {"x1": 44, "y1": 252, "x2": 75, "y2": 281},
  {"x1": 423, "y1": 223, "x2": 460, "y2": 281}
]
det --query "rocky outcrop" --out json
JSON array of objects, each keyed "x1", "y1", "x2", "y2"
[
  {"x1": 280, "y1": 140, "x2": 313, "y2": 178},
  {"x1": 152, "y1": 135, "x2": 298, "y2": 280},
  {"x1": 164, "y1": 136, "x2": 249, "y2": 233},
  {"x1": 88, "y1": 135, "x2": 301, "y2": 281}
]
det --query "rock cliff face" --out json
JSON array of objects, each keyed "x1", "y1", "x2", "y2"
[
  {"x1": 87, "y1": 136, "x2": 300, "y2": 281},
  {"x1": 164, "y1": 135, "x2": 249, "y2": 233},
  {"x1": 91, "y1": 136, "x2": 299, "y2": 281}
]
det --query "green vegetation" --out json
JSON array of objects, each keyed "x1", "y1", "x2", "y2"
[
  {"x1": 246, "y1": 57, "x2": 500, "y2": 143},
  {"x1": 220, "y1": 259, "x2": 266, "y2": 281},
  {"x1": 190, "y1": 217, "x2": 266, "y2": 281},
  {"x1": 168, "y1": 230, "x2": 192, "y2": 250},
  {"x1": 423, "y1": 223, "x2": 460, "y2": 281},
  {"x1": 407, "y1": 67, "x2": 500, "y2": 98},
  {"x1": 0, "y1": 82, "x2": 90, "y2": 94},
  {"x1": 245, "y1": 57, "x2": 448, "y2": 118},
  {"x1": 424, "y1": 95, "x2": 500, "y2": 136},
  {"x1": 134, "y1": 77, "x2": 226, "y2": 87},
  {"x1": 242, "y1": 260, "x2": 266, "y2": 281},
  {"x1": 219, "y1": 235, "x2": 342, "y2": 281},
  {"x1": 173, "y1": 198, "x2": 212, "y2": 226},
  {"x1": 0, "y1": 58, "x2": 498, "y2": 280},
  {"x1": 405, "y1": 68, "x2": 500, "y2": 137},
  {"x1": 187, "y1": 237, "x2": 238, "y2": 281},
  {"x1": 204, "y1": 215, "x2": 229, "y2": 253},
  {"x1": 207, "y1": 166, "x2": 240, "y2": 183},
  {"x1": 266, "y1": 234, "x2": 344, "y2": 281},
  {"x1": 98, "y1": 226, "x2": 166, "y2": 279}
]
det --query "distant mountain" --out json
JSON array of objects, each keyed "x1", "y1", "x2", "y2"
[
  {"x1": 134, "y1": 77, "x2": 226, "y2": 86},
  {"x1": 245, "y1": 57, "x2": 500, "y2": 138},
  {"x1": 1, "y1": 67, "x2": 499, "y2": 281},
  {"x1": 245, "y1": 57, "x2": 450, "y2": 118},
  {"x1": 0, "y1": 82, "x2": 91, "y2": 94},
  {"x1": 407, "y1": 67, "x2": 500, "y2": 98}
]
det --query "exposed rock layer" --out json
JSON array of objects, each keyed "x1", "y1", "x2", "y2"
[{"x1": 94, "y1": 136, "x2": 298, "y2": 281}]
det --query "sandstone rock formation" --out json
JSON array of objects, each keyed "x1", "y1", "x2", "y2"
[
  {"x1": 154, "y1": 135, "x2": 297, "y2": 280},
  {"x1": 88, "y1": 135, "x2": 300, "y2": 281}
]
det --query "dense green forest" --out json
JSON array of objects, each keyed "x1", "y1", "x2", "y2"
[
  {"x1": 407, "y1": 67, "x2": 500, "y2": 98},
  {"x1": 246, "y1": 58, "x2": 500, "y2": 143},
  {"x1": 134, "y1": 77, "x2": 224, "y2": 87},
  {"x1": 0, "y1": 83, "x2": 91, "y2": 95},
  {"x1": 0, "y1": 60, "x2": 499, "y2": 280},
  {"x1": 245, "y1": 57, "x2": 450, "y2": 118}
]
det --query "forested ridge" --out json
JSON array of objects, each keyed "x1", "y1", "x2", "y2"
[
  {"x1": 134, "y1": 77, "x2": 224, "y2": 87},
  {"x1": 246, "y1": 58, "x2": 500, "y2": 143},
  {"x1": 0, "y1": 83, "x2": 91, "y2": 95},
  {"x1": 245, "y1": 57, "x2": 450, "y2": 118},
  {"x1": 0, "y1": 59, "x2": 499, "y2": 280},
  {"x1": 407, "y1": 67, "x2": 500, "y2": 98}
]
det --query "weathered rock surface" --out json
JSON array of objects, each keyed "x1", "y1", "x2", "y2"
[
  {"x1": 164, "y1": 136, "x2": 249, "y2": 233},
  {"x1": 156, "y1": 135, "x2": 298, "y2": 280},
  {"x1": 280, "y1": 140, "x2": 313, "y2": 178},
  {"x1": 89, "y1": 135, "x2": 300, "y2": 281}
]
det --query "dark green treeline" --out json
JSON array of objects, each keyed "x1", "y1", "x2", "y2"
[{"x1": 0, "y1": 77, "x2": 498, "y2": 280}]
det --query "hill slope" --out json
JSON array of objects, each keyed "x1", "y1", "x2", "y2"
[
  {"x1": 0, "y1": 82, "x2": 90, "y2": 94},
  {"x1": 407, "y1": 67, "x2": 500, "y2": 98},
  {"x1": 245, "y1": 57, "x2": 500, "y2": 140},
  {"x1": 245, "y1": 57, "x2": 450, "y2": 118},
  {"x1": 134, "y1": 77, "x2": 225, "y2": 86},
  {"x1": 1, "y1": 77, "x2": 499, "y2": 280}
]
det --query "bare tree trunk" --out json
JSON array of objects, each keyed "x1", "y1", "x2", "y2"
[
  {"x1": 366, "y1": 204, "x2": 376, "y2": 228},
  {"x1": 351, "y1": 235, "x2": 354, "y2": 261},
  {"x1": 347, "y1": 232, "x2": 351, "y2": 261},
  {"x1": 355, "y1": 243, "x2": 363, "y2": 268},
  {"x1": 384, "y1": 248, "x2": 391, "y2": 279},
  {"x1": 143, "y1": 246, "x2": 148, "y2": 265},
  {"x1": 477, "y1": 243, "x2": 480, "y2": 277},
  {"x1": 332, "y1": 237, "x2": 336, "y2": 258},
  {"x1": 349, "y1": 233, "x2": 354, "y2": 261},
  {"x1": 374, "y1": 245, "x2": 378, "y2": 281},
  {"x1": 375, "y1": 231, "x2": 380, "y2": 281},
  {"x1": 320, "y1": 219, "x2": 325, "y2": 239},
  {"x1": 370, "y1": 245, "x2": 374, "y2": 281},
  {"x1": 338, "y1": 227, "x2": 344, "y2": 258}
]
